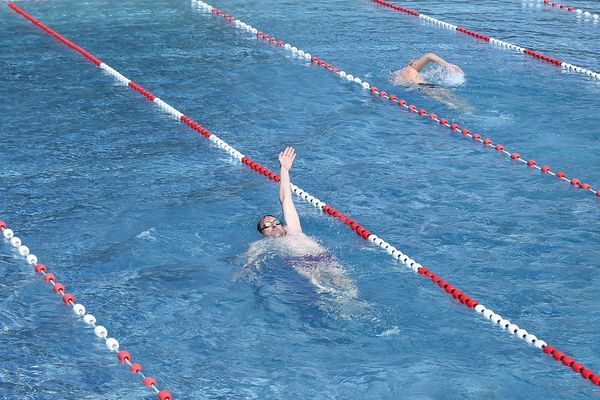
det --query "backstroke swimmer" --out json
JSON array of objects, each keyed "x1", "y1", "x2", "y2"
[
  {"x1": 389, "y1": 52, "x2": 471, "y2": 110},
  {"x1": 243, "y1": 147, "x2": 357, "y2": 298}
]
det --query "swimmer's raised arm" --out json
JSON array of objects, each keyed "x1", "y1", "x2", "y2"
[
  {"x1": 394, "y1": 52, "x2": 461, "y2": 86},
  {"x1": 408, "y1": 52, "x2": 449, "y2": 72},
  {"x1": 278, "y1": 146, "x2": 302, "y2": 234}
]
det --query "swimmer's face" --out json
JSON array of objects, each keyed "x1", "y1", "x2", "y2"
[{"x1": 258, "y1": 216, "x2": 286, "y2": 237}]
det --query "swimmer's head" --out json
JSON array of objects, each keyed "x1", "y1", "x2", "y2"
[
  {"x1": 444, "y1": 63, "x2": 465, "y2": 86},
  {"x1": 446, "y1": 63, "x2": 462, "y2": 74},
  {"x1": 257, "y1": 215, "x2": 286, "y2": 237}
]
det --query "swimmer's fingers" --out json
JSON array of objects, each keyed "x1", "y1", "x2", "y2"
[
  {"x1": 284, "y1": 146, "x2": 295, "y2": 158},
  {"x1": 280, "y1": 147, "x2": 296, "y2": 161},
  {"x1": 279, "y1": 146, "x2": 296, "y2": 169},
  {"x1": 279, "y1": 147, "x2": 289, "y2": 161}
]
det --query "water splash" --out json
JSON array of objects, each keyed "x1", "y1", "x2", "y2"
[
  {"x1": 421, "y1": 64, "x2": 466, "y2": 87},
  {"x1": 136, "y1": 227, "x2": 157, "y2": 242}
]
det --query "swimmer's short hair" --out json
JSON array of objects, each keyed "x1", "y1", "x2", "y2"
[{"x1": 257, "y1": 214, "x2": 277, "y2": 233}]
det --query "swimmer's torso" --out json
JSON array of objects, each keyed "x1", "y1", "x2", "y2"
[
  {"x1": 277, "y1": 233, "x2": 326, "y2": 256},
  {"x1": 244, "y1": 234, "x2": 357, "y2": 297}
]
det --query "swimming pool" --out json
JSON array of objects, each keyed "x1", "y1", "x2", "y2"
[{"x1": 1, "y1": 0, "x2": 599, "y2": 398}]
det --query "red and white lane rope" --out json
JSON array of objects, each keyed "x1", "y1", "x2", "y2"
[
  {"x1": 370, "y1": 0, "x2": 600, "y2": 80},
  {"x1": 538, "y1": 0, "x2": 600, "y2": 22},
  {"x1": 0, "y1": 222, "x2": 173, "y2": 400},
  {"x1": 8, "y1": 2, "x2": 600, "y2": 388},
  {"x1": 188, "y1": 0, "x2": 599, "y2": 198}
]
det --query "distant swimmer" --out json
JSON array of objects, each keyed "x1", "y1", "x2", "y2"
[
  {"x1": 390, "y1": 52, "x2": 462, "y2": 85},
  {"x1": 248, "y1": 146, "x2": 357, "y2": 297},
  {"x1": 389, "y1": 52, "x2": 471, "y2": 110}
]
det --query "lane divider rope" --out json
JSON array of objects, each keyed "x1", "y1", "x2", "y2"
[
  {"x1": 538, "y1": 0, "x2": 600, "y2": 22},
  {"x1": 371, "y1": 0, "x2": 600, "y2": 80},
  {"x1": 0, "y1": 222, "x2": 172, "y2": 400},
  {"x1": 188, "y1": 0, "x2": 599, "y2": 198},
  {"x1": 7, "y1": 1, "x2": 600, "y2": 388}
]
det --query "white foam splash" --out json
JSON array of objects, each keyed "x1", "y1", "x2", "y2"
[
  {"x1": 136, "y1": 228, "x2": 157, "y2": 242},
  {"x1": 377, "y1": 326, "x2": 401, "y2": 337},
  {"x1": 422, "y1": 64, "x2": 466, "y2": 87}
]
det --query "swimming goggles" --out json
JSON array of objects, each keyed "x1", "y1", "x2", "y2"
[{"x1": 260, "y1": 219, "x2": 281, "y2": 231}]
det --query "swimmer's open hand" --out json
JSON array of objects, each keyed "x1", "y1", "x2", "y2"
[{"x1": 279, "y1": 146, "x2": 296, "y2": 170}]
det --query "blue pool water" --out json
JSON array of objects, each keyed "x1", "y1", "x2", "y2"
[{"x1": 1, "y1": 0, "x2": 599, "y2": 398}]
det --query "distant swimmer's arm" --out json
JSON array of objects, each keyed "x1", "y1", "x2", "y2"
[
  {"x1": 408, "y1": 52, "x2": 449, "y2": 72},
  {"x1": 278, "y1": 146, "x2": 302, "y2": 234}
]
